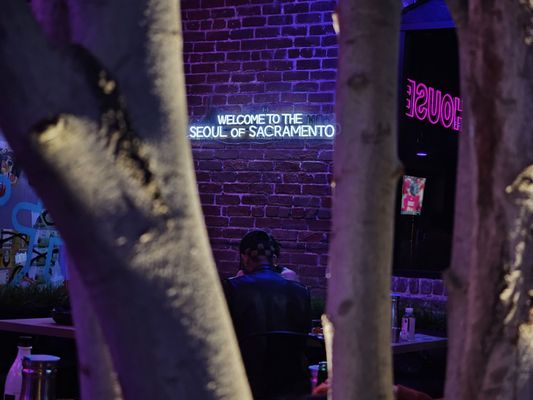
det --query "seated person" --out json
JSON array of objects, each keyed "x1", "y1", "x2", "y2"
[
  {"x1": 224, "y1": 230, "x2": 311, "y2": 399},
  {"x1": 234, "y1": 232, "x2": 300, "y2": 282}
]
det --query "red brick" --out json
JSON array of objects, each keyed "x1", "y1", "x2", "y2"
[
  {"x1": 204, "y1": 216, "x2": 229, "y2": 227},
  {"x1": 281, "y1": 93, "x2": 306, "y2": 102},
  {"x1": 229, "y1": 29, "x2": 254, "y2": 40},
  {"x1": 201, "y1": 205, "x2": 221, "y2": 216},
  {"x1": 228, "y1": 19, "x2": 241, "y2": 29},
  {"x1": 307, "y1": 220, "x2": 331, "y2": 231},
  {"x1": 265, "y1": 82, "x2": 292, "y2": 92},
  {"x1": 224, "y1": 160, "x2": 249, "y2": 170},
  {"x1": 211, "y1": 172, "x2": 237, "y2": 182},
  {"x1": 261, "y1": 173, "x2": 282, "y2": 183},
  {"x1": 216, "y1": 41, "x2": 240, "y2": 51},
  {"x1": 321, "y1": 35, "x2": 337, "y2": 46},
  {"x1": 254, "y1": 93, "x2": 280, "y2": 103},
  {"x1": 242, "y1": 39, "x2": 268, "y2": 50},
  {"x1": 226, "y1": 206, "x2": 251, "y2": 216},
  {"x1": 215, "y1": 150, "x2": 239, "y2": 159},
  {"x1": 205, "y1": 74, "x2": 229, "y2": 84},
  {"x1": 271, "y1": 229, "x2": 299, "y2": 241},
  {"x1": 227, "y1": 52, "x2": 251, "y2": 61},
  {"x1": 310, "y1": 25, "x2": 334, "y2": 36},
  {"x1": 252, "y1": 206, "x2": 265, "y2": 217},
  {"x1": 240, "y1": 83, "x2": 265, "y2": 93},
  {"x1": 283, "y1": 3, "x2": 309, "y2": 13},
  {"x1": 310, "y1": 1, "x2": 336, "y2": 12},
  {"x1": 282, "y1": 26, "x2": 308, "y2": 36},
  {"x1": 200, "y1": 193, "x2": 215, "y2": 204},
  {"x1": 236, "y1": 172, "x2": 263, "y2": 182},
  {"x1": 299, "y1": 174, "x2": 327, "y2": 184},
  {"x1": 301, "y1": 162, "x2": 328, "y2": 172},
  {"x1": 268, "y1": 195, "x2": 292, "y2": 206},
  {"x1": 248, "y1": 183, "x2": 274, "y2": 194},
  {"x1": 191, "y1": 63, "x2": 215, "y2": 73},
  {"x1": 283, "y1": 71, "x2": 309, "y2": 81},
  {"x1": 268, "y1": 60, "x2": 294, "y2": 71},
  {"x1": 266, "y1": 38, "x2": 293, "y2": 49},
  {"x1": 195, "y1": 171, "x2": 210, "y2": 182},
  {"x1": 255, "y1": 27, "x2": 280, "y2": 38},
  {"x1": 309, "y1": 93, "x2": 334, "y2": 103},
  {"x1": 210, "y1": 7, "x2": 235, "y2": 17},
  {"x1": 198, "y1": 160, "x2": 222, "y2": 171},
  {"x1": 289, "y1": 253, "x2": 319, "y2": 265},
  {"x1": 318, "y1": 151, "x2": 333, "y2": 161},
  {"x1": 302, "y1": 185, "x2": 331, "y2": 196},
  {"x1": 275, "y1": 184, "x2": 301, "y2": 195},
  {"x1": 243, "y1": 61, "x2": 267, "y2": 71},
  {"x1": 295, "y1": 37, "x2": 321, "y2": 47},
  {"x1": 262, "y1": 4, "x2": 281, "y2": 14},
  {"x1": 213, "y1": 20, "x2": 226, "y2": 29},
  {"x1": 293, "y1": 82, "x2": 319, "y2": 92},
  {"x1": 198, "y1": 182, "x2": 223, "y2": 194},
  {"x1": 237, "y1": 6, "x2": 262, "y2": 16},
  {"x1": 321, "y1": 59, "x2": 338, "y2": 69},
  {"x1": 242, "y1": 195, "x2": 267, "y2": 205},
  {"x1": 257, "y1": 72, "x2": 283, "y2": 82},
  {"x1": 243, "y1": 16, "x2": 267, "y2": 27},
  {"x1": 229, "y1": 217, "x2": 255, "y2": 228},
  {"x1": 275, "y1": 162, "x2": 300, "y2": 172},
  {"x1": 216, "y1": 194, "x2": 241, "y2": 205},
  {"x1": 213, "y1": 249, "x2": 238, "y2": 261},
  {"x1": 206, "y1": 31, "x2": 230, "y2": 41},
  {"x1": 233, "y1": 73, "x2": 256, "y2": 83},
  {"x1": 297, "y1": 60, "x2": 321, "y2": 70},
  {"x1": 215, "y1": 85, "x2": 239, "y2": 94},
  {"x1": 217, "y1": 62, "x2": 241, "y2": 72},
  {"x1": 240, "y1": 149, "x2": 266, "y2": 159},
  {"x1": 267, "y1": 15, "x2": 293, "y2": 25},
  {"x1": 249, "y1": 161, "x2": 274, "y2": 171}
]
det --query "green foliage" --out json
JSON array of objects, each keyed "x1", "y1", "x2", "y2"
[{"x1": 0, "y1": 285, "x2": 69, "y2": 319}]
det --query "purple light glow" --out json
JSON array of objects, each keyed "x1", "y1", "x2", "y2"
[
  {"x1": 406, "y1": 79, "x2": 462, "y2": 131},
  {"x1": 416, "y1": 151, "x2": 428, "y2": 157}
]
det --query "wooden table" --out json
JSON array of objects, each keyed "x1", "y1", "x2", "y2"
[
  {"x1": 0, "y1": 318, "x2": 75, "y2": 339},
  {"x1": 392, "y1": 333, "x2": 447, "y2": 354},
  {"x1": 310, "y1": 332, "x2": 446, "y2": 355},
  {"x1": 0, "y1": 319, "x2": 446, "y2": 355}
]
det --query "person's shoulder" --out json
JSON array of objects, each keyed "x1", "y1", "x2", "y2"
[{"x1": 280, "y1": 266, "x2": 300, "y2": 282}]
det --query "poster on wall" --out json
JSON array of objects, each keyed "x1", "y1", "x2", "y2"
[{"x1": 401, "y1": 175, "x2": 426, "y2": 215}]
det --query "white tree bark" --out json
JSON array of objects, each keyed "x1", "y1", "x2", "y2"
[
  {"x1": 29, "y1": 2, "x2": 123, "y2": 398},
  {"x1": 328, "y1": 1, "x2": 402, "y2": 399},
  {"x1": 445, "y1": 1, "x2": 533, "y2": 399},
  {"x1": 0, "y1": 1, "x2": 252, "y2": 399}
]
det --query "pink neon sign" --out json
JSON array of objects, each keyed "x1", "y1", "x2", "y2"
[{"x1": 406, "y1": 79, "x2": 462, "y2": 131}]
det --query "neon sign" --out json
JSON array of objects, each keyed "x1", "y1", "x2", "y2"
[
  {"x1": 406, "y1": 79, "x2": 462, "y2": 131},
  {"x1": 189, "y1": 113, "x2": 336, "y2": 140}
]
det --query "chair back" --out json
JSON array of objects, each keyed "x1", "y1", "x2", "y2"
[{"x1": 239, "y1": 330, "x2": 311, "y2": 399}]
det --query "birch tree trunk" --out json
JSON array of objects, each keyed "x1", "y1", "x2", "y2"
[
  {"x1": 29, "y1": 2, "x2": 123, "y2": 398},
  {"x1": 445, "y1": 1, "x2": 533, "y2": 399},
  {"x1": 0, "y1": 1, "x2": 251, "y2": 399},
  {"x1": 327, "y1": 1, "x2": 402, "y2": 399}
]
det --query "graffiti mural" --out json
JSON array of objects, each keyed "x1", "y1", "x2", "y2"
[{"x1": 0, "y1": 141, "x2": 65, "y2": 287}]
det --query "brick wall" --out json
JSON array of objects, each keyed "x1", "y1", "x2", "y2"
[
  {"x1": 181, "y1": 0, "x2": 447, "y2": 298},
  {"x1": 181, "y1": 0, "x2": 338, "y2": 286}
]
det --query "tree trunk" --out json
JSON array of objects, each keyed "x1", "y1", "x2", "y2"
[
  {"x1": 327, "y1": 1, "x2": 402, "y2": 399},
  {"x1": 0, "y1": 1, "x2": 251, "y2": 399},
  {"x1": 445, "y1": 1, "x2": 533, "y2": 399}
]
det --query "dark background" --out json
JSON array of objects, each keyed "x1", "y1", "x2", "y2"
[{"x1": 393, "y1": 28, "x2": 460, "y2": 277}]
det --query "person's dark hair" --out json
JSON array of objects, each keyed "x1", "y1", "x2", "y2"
[{"x1": 239, "y1": 230, "x2": 277, "y2": 265}]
